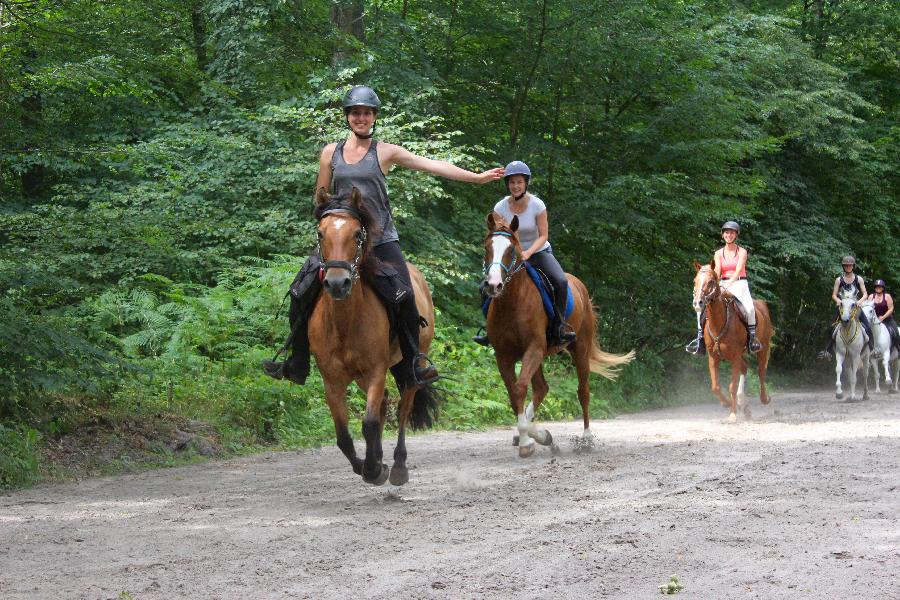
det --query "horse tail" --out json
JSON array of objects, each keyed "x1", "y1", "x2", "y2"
[
  {"x1": 585, "y1": 299, "x2": 635, "y2": 379},
  {"x1": 409, "y1": 384, "x2": 442, "y2": 430}
]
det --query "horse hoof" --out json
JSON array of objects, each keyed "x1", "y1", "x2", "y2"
[
  {"x1": 835, "y1": 392, "x2": 844, "y2": 400},
  {"x1": 760, "y1": 394, "x2": 771, "y2": 405},
  {"x1": 727, "y1": 413, "x2": 737, "y2": 423},
  {"x1": 743, "y1": 405, "x2": 753, "y2": 420},
  {"x1": 518, "y1": 443, "x2": 536, "y2": 458},
  {"x1": 550, "y1": 443, "x2": 562, "y2": 456},
  {"x1": 537, "y1": 431, "x2": 554, "y2": 447},
  {"x1": 512, "y1": 435, "x2": 519, "y2": 446},
  {"x1": 389, "y1": 465, "x2": 409, "y2": 486},
  {"x1": 363, "y1": 463, "x2": 389, "y2": 486}
]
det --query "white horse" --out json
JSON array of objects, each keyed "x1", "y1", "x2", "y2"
[
  {"x1": 862, "y1": 300, "x2": 900, "y2": 393},
  {"x1": 833, "y1": 295, "x2": 870, "y2": 401}
]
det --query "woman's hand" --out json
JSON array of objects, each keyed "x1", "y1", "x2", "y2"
[
  {"x1": 476, "y1": 167, "x2": 505, "y2": 183},
  {"x1": 521, "y1": 250, "x2": 533, "y2": 261}
]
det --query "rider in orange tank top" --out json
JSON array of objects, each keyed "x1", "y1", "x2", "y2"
[{"x1": 686, "y1": 221, "x2": 761, "y2": 354}]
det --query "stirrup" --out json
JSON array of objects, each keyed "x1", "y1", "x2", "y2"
[
  {"x1": 413, "y1": 352, "x2": 440, "y2": 386},
  {"x1": 685, "y1": 336, "x2": 706, "y2": 356},
  {"x1": 553, "y1": 323, "x2": 576, "y2": 347},
  {"x1": 748, "y1": 337, "x2": 762, "y2": 354},
  {"x1": 261, "y1": 358, "x2": 307, "y2": 385},
  {"x1": 471, "y1": 326, "x2": 490, "y2": 347}
]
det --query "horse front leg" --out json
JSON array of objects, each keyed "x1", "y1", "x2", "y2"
[
  {"x1": 390, "y1": 375, "x2": 415, "y2": 486},
  {"x1": 861, "y1": 352, "x2": 870, "y2": 401},
  {"x1": 360, "y1": 374, "x2": 389, "y2": 485},
  {"x1": 835, "y1": 352, "x2": 844, "y2": 399},
  {"x1": 708, "y1": 356, "x2": 728, "y2": 407},
  {"x1": 726, "y1": 359, "x2": 742, "y2": 423},
  {"x1": 325, "y1": 381, "x2": 363, "y2": 476},
  {"x1": 847, "y1": 353, "x2": 859, "y2": 401},
  {"x1": 526, "y1": 364, "x2": 554, "y2": 449}
]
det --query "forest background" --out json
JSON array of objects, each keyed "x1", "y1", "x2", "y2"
[{"x1": 1, "y1": 0, "x2": 897, "y2": 488}]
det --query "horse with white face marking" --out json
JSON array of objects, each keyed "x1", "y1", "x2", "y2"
[
  {"x1": 481, "y1": 213, "x2": 634, "y2": 457},
  {"x1": 833, "y1": 293, "x2": 870, "y2": 401}
]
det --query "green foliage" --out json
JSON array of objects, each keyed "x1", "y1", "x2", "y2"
[
  {"x1": 0, "y1": 0, "x2": 896, "y2": 486},
  {"x1": 0, "y1": 423, "x2": 42, "y2": 489}
]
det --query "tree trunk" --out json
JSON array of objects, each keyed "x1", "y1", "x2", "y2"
[
  {"x1": 191, "y1": 1, "x2": 208, "y2": 71},
  {"x1": 331, "y1": 0, "x2": 365, "y2": 64},
  {"x1": 509, "y1": 0, "x2": 548, "y2": 149}
]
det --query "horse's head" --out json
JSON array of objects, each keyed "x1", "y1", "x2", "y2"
[
  {"x1": 482, "y1": 212, "x2": 522, "y2": 298},
  {"x1": 314, "y1": 187, "x2": 377, "y2": 300},
  {"x1": 839, "y1": 295, "x2": 859, "y2": 324},
  {"x1": 694, "y1": 259, "x2": 720, "y2": 310}
]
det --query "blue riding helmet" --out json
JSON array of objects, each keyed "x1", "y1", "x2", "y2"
[
  {"x1": 504, "y1": 161, "x2": 532, "y2": 198},
  {"x1": 504, "y1": 160, "x2": 531, "y2": 183}
]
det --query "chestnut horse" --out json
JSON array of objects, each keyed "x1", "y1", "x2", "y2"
[
  {"x1": 309, "y1": 187, "x2": 439, "y2": 485},
  {"x1": 482, "y1": 213, "x2": 635, "y2": 457},
  {"x1": 692, "y1": 261, "x2": 773, "y2": 421}
]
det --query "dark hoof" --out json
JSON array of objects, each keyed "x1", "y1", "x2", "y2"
[
  {"x1": 835, "y1": 392, "x2": 843, "y2": 400},
  {"x1": 537, "y1": 431, "x2": 553, "y2": 447},
  {"x1": 363, "y1": 463, "x2": 389, "y2": 486},
  {"x1": 512, "y1": 435, "x2": 519, "y2": 446},
  {"x1": 389, "y1": 465, "x2": 409, "y2": 486},
  {"x1": 518, "y1": 443, "x2": 535, "y2": 458},
  {"x1": 760, "y1": 394, "x2": 771, "y2": 405}
]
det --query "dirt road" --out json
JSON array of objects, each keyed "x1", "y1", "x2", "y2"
[{"x1": 2, "y1": 390, "x2": 899, "y2": 599}]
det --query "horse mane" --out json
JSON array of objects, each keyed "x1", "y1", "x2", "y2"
[{"x1": 315, "y1": 192, "x2": 384, "y2": 284}]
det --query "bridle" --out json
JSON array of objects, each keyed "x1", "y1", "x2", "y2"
[
  {"x1": 483, "y1": 231, "x2": 526, "y2": 292},
  {"x1": 699, "y1": 274, "x2": 734, "y2": 357},
  {"x1": 317, "y1": 209, "x2": 367, "y2": 283}
]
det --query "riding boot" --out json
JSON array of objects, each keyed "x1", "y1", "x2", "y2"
[
  {"x1": 551, "y1": 283, "x2": 575, "y2": 346},
  {"x1": 859, "y1": 312, "x2": 874, "y2": 352},
  {"x1": 472, "y1": 288, "x2": 490, "y2": 346},
  {"x1": 262, "y1": 262, "x2": 321, "y2": 385},
  {"x1": 472, "y1": 326, "x2": 490, "y2": 347},
  {"x1": 685, "y1": 328, "x2": 706, "y2": 355},
  {"x1": 397, "y1": 294, "x2": 439, "y2": 388},
  {"x1": 747, "y1": 324, "x2": 762, "y2": 354}
]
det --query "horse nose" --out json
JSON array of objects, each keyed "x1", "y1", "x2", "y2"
[{"x1": 324, "y1": 274, "x2": 351, "y2": 299}]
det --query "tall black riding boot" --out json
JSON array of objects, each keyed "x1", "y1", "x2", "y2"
[
  {"x1": 551, "y1": 285, "x2": 575, "y2": 346},
  {"x1": 397, "y1": 295, "x2": 439, "y2": 388},
  {"x1": 747, "y1": 324, "x2": 762, "y2": 353}
]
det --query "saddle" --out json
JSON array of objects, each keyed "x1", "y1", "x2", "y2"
[{"x1": 481, "y1": 262, "x2": 573, "y2": 322}]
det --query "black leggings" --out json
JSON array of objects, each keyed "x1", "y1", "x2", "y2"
[{"x1": 527, "y1": 247, "x2": 569, "y2": 322}]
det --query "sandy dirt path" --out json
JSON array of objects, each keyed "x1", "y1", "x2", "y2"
[{"x1": 2, "y1": 390, "x2": 899, "y2": 599}]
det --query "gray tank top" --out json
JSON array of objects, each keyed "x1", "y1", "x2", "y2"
[{"x1": 331, "y1": 139, "x2": 398, "y2": 246}]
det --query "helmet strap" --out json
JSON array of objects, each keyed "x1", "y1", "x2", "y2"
[
  {"x1": 346, "y1": 115, "x2": 376, "y2": 139},
  {"x1": 512, "y1": 190, "x2": 527, "y2": 201}
]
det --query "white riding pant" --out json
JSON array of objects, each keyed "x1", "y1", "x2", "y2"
[{"x1": 722, "y1": 279, "x2": 756, "y2": 326}]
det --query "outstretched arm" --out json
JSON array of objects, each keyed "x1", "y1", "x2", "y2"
[{"x1": 382, "y1": 143, "x2": 504, "y2": 184}]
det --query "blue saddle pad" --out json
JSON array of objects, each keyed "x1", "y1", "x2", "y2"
[{"x1": 481, "y1": 262, "x2": 574, "y2": 320}]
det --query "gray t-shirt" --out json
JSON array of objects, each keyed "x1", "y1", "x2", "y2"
[
  {"x1": 493, "y1": 194, "x2": 551, "y2": 253},
  {"x1": 331, "y1": 140, "x2": 399, "y2": 246}
]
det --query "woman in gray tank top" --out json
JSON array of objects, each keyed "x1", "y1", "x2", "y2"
[{"x1": 263, "y1": 85, "x2": 503, "y2": 387}]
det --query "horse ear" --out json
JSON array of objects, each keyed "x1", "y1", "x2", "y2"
[
  {"x1": 692, "y1": 260, "x2": 702, "y2": 272},
  {"x1": 315, "y1": 187, "x2": 330, "y2": 207},
  {"x1": 486, "y1": 212, "x2": 496, "y2": 231},
  {"x1": 350, "y1": 186, "x2": 362, "y2": 210},
  {"x1": 510, "y1": 215, "x2": 519, "y2": 232}
]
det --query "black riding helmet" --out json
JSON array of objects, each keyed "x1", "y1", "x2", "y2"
[{"x1": 342, "y1": 85, "x2": 381, "y2": 139}]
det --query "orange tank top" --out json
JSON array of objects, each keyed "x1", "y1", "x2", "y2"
[{"x1": 720, "y1": 246, "x2": 746, "y2": 278}]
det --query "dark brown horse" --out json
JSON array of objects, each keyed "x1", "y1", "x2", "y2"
[
  {"x1": 692, "y1": 261, "x2": 774, "y2": 421},
  {"x1": 308, "y1": 187, "x2": 438, "y2": 485},
  {"x1": 482, "y1": 213, "x2": 635, "y2": 457}
]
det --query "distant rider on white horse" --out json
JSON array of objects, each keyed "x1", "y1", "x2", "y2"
[
  {"x1": 821, "y1": 255, "x2": 873, "y2": 358},
  {"x1": 868, "y1": 279, "x2": 900, "y2": 355}
]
